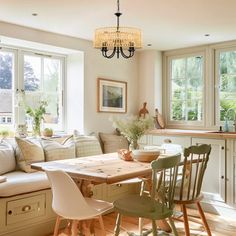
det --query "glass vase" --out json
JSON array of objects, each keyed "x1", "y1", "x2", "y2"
[
  {"x1": 32, "y1": 120, "x2": 41, "y2": 137},
  {"x1": 129, "y1": 139, "x2": 139, "y2": 151}
]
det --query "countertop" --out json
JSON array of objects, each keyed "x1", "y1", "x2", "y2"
[{"x1": 148, "y1": 129, "x2": 236, "y2": 139}]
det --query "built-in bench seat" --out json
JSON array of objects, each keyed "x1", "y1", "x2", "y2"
[{"x1": 0, "y1": 171, "x2": 50, "y2": 197}]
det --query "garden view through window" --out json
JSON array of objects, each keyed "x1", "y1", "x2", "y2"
[
  {"x1": 24, "y1": 54, "x2": 63, "y2": 130},
  {"x1": 170, "y1": 55, "x2": 203, "y2": 122},
  {"x1": 218, "y1": 50, "x2": 236, "y2": 121},
  {"x1": 0, "y1": 51, "x2": 14, "y2": 126},
  {"x1": 0, "y1": 48, "x2": 64, "y2": 130}
]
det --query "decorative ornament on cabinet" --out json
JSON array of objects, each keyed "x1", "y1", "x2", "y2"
[{"x1": 155, "y1": 108, "x2": 165, "y2": 129}]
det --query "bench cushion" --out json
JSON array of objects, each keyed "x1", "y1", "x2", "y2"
[{"x1": 0, "y1": 171, "x2": 50, "y2": 197}]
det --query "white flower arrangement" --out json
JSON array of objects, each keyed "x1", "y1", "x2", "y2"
[{"x1": 112, "y1": 115, "x2": 154, "y2": 144}]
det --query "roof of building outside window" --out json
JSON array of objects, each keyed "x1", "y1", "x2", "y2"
[{"x1": 0, "y1": 89, "x2": 12, "y2": 113}]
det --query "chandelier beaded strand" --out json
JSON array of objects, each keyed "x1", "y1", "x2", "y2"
[{"x1": 93, "y1": 0, "x2": 142, "y2": 59}]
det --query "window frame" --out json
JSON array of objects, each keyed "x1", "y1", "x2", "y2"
[
  {"x1": 0, "y1": 46, "x2": 66, "y2": 131},
  {"x1": 20, "y1": 50, "x2": 66, "y2": 131},
  {"x1": 0, "y1": 47, "x2": 17, "y2": 128},
  {"x1": 164, "y1": 51, "x2": 206, "y2": 128},
  {"x1": 215, "y1": 46, "x2": 236, "y2": 127}
]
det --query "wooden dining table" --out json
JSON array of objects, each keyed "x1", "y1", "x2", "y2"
[{"x1": 31, "y1": 152, "x2": 173, "y2": 234}]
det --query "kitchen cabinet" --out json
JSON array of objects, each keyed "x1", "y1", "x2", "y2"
[{"x1": 192, "y1": 138, "x2": 226, "y2": 202}]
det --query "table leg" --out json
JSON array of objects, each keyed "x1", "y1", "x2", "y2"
[{"x1": 74, "y1": 179, "x2": 95, "y2": 235}]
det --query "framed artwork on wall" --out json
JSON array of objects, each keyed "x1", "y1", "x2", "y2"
[{"x1": 97, "y1": 78, "x2": 127, "y2": 113}]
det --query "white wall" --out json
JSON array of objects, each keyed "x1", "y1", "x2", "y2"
[
  {"x1": 137, "y1": 50, "x2": 162, "y2": 116},
  {"x1": 66, "y1": 53, "x2": 84, "y2": 133},
  {"x1": 0, "y1": 21, "x2": 139, "y2": 134}
]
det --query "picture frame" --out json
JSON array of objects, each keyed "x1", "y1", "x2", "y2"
[{"x1": 97, "y1": 78, "x2": 127, "y2": 113}]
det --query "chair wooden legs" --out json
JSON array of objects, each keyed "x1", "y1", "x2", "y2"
[
  {"x1": 53, "y1": 216, "x2": 61, "y2": 236},
  {"x1": 182, "y1": 204, "x2": 190, "y2": 236},
  {"x1": 196, "y1": 202, "x2": 212, "y2": 236},
  {"x1": 98, "y1": 215, "x2": 106, "y2": 236},
  {"x1": 168, "y1": 217, "x2": 178, "y2": 236},
  {"x1": 114, "y1": 213, "x2": 121, "y2": 236},
  {"x1": 71, "y1": 220, "x2": 79, "y2": 236},
  {"x1": 152, "y1": 220, "x2": 158, "y2": 236}
]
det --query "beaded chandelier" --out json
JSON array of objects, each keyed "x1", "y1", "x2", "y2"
[{"x1": 93, "y1": 0, "x2": 142, "y2": 59}]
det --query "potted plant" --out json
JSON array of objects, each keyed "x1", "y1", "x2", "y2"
[
  {"x1": 25, "y1": 101, "x2": 48, "y2": 136},
  {"x1": 112, "y1": 115, "x2": 154, "y2": 150},
  {"x1": 0, "y1": 129, "x2": 10, "y2": 143}
]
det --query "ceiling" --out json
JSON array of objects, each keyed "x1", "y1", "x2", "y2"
[{"x1": 0, "y1": 0, "x2": 236, "y2": 51}]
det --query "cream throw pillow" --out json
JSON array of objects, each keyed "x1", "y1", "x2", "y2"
[
  {"x1": 15, "y1": 137, "x2": 44, "y2": 173},
  {"x1": 74, "y1": 135, "x2": 102, "y2": 157},
  {"x1": 0, "y1": 141, "x2": 16, "y2": 175},
  {"x1": 41, "y1": 137, "x2": 76, "y2": 161},
  {"x1": 99, "y1": 133, "x2": 129, "y2": 153}
]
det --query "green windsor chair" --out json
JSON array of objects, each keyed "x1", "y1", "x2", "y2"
[{"x1": 113, "y1": 153, "x2": 181, "y2": 236}]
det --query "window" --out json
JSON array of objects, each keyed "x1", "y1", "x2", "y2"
[
  {"x1": 167, "y1": 54, "x2": 204, "y2": 124},
  {"x1": 23, "y1": 53, "x2": 64, "y2": 130},
  {"x1": 0, "y1": 49, "x2": 15, "y2": 126},
  {"x1": 2, "y1": 117, "x2": 6, "y2": 123},
  {"x1": 216, "y1": 48, "x2": 236, "y2": 122},
  {"x1": 0, "y1": 47, "x2": 65, "y2": 131}
]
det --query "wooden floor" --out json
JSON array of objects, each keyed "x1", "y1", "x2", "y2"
[{"x1": 54, "y1": 208, "x2": 236, "y2": 236}]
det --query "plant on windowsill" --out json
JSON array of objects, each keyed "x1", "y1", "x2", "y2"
[
  {"x1": 25, "y1": 101, "x2": 48, "y2": 137},
  {"x1": 0, "y1": 129, "x2": 10, "y2": 143},
  {"x1": 112, "y1": 115, "x2": 154, "y2": 150}
]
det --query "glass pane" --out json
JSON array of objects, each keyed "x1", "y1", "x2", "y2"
[
  {"x1": 171, "y1": 100, "x2": 185, "y2": 121},
  {"x1": 171, "y1": 79, "x2": 186, "y2": 100},
  {"x1": 220, "y1": 99, "x2": 236, "y2": 121},
  {"x1": 170, "y1": 55, "x2": 203, "y2": 122},
  {"x1": 220, "y1": 75, "x2": 236, "y2": 92},
  {"x1": 0, "y1": 51, "x2": 14, "y2": 125},
  {"x1": 44, "y1": 58, "x2": 60, "y2": 93},
  {"x1": 24, "y1": 55, "x2": 41, "y2": 91},
  {"x1": 187, "y1": 87, "x2": 202, "y2": 100},
  {"x1": 172, "y1": 58, "x2": 185, "y2": 79},
  {"x1": 219, "y1": 50, "x2": 236, "y2": 121},
  {"x1": 187, "y1": 56, "x2": 203, "y2": 78},
  {"x1": 43, "y1": 93, "x2": 60, "y2": 124},
  {"x1": 187, "y1": 100, "x2": 202, "y2": 121}
]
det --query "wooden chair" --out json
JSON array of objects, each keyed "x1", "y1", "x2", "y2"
[
  {"x1": 173, "y1": 144, "x2": 212, "y2": 236},
  {"x1": 113, "y1": 153, "x2": 181, "y2": 236},
  {"x1": 45, "y1": 169, "x2": 113, "y2": 236}
]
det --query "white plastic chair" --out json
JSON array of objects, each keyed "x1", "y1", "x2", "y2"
[{"x1": 45, "y1": 168, "x2": 113, "y2": 236}]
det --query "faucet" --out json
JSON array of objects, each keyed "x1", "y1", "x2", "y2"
[{"x1": 225, "y1": 108, "x2": 236, "y2": 132}]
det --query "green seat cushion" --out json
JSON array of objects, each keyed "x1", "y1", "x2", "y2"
[{"x1": 113, "y1": 194, "x2": 173, "y2": 220}]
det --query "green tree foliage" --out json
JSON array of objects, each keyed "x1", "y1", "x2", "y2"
[
  {"x1": 219, "y1": 51, "x2": 236, "y2": 121},
  {"x1": 24, "y1": 61, "x2": 40, "y2": 91},
  {"x1": 0, "y1": 53, "x2": 12, "y2": 89},
  {"x1": 171, "y1": 56, "x2": 203, "y2": 121}
]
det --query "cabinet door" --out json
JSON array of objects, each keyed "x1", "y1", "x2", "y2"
[{"x1": 192, "y1": 138, "x2": 226, "y2": 202}]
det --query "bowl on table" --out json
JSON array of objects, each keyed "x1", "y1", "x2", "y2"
[{"x1": 131, "y1": 149, "x2": 160, "y2": 162}]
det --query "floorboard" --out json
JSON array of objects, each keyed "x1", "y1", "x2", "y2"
[{"x1": 49, "y1": 208, "x2": 236, "y2": 236}]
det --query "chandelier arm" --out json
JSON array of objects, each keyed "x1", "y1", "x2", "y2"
[
  {"x1": 102, "y1": 47, "x2": 117, "y2": 59},
  {"x1": 120, "y1": 47, "x2": 135, "y2": 59}
]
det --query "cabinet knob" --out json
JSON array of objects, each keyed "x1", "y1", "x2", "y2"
[
  {"x1": 221, "y1": 176, "x2": 224, "y2": 179},
  {"x1": 22, "y1": 205, "x2": 31, "y2": 212},
  {"x1": 8, "y1": 210, "x2": 12, "y2": 215},
  {"x1": 221, "y1": 146, "x2": 224, "y2": 150}
]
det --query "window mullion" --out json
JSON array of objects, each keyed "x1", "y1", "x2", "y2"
[{"x1": 185, "y1": 58, "x2": 188, "y2": 121}]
